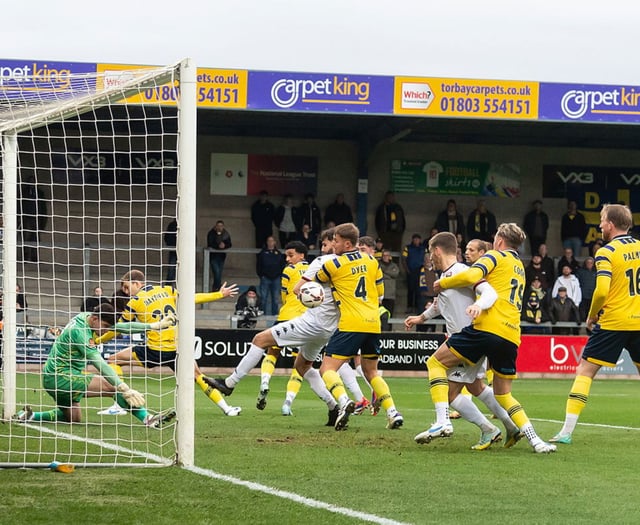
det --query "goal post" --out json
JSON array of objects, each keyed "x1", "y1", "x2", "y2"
[{"x1": 0, "y1": 58, "x2": 196, "y2": 468}]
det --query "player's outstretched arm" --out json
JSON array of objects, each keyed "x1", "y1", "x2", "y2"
[{"x1": 195, "y1": 282, "x2": 239, "y2": 304}]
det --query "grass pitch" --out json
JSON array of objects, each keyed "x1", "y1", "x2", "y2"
[{"x1": 2, "y1": 375, "x2": 640, "y2": 524}]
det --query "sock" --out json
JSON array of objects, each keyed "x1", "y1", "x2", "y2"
[
  {"x1": 494, "y1": 392, "x2": 531, "y2": 432},
  {"x1": 460, "y1": 386, "x2": 472, "y2": 399},
  {"x1": 355, "y1": 364, "x2": 374, "y2": 391},
  {"x1": 110, "y1": 363, "x2": 123, "y2": 377},
  {"x1": 338, "y1": 363, "x2": 365, "y2": 400},
  {"x1": 228, "y1": 343, "x2": 266, "y2": 387},
  {"x1": 261, "y1": 352, "x2": 278, "y2": 387},
  {"x1": 322, "y1": 369, "x2": 349, "y2": 406},
  {"x1": 31, "y1": 408, "x2": 64, "y2": 422},
  {"x1": 115, "y1": 393, "x2": 148, "y2": 422},
  {"x1": 450, "y1": 394, "x2": 494, "y2": 431},
  {"x1": 562, "y1": 375, "x2": 593, "y2": 434},
  {"x1": 370, "y1": 375, "x2": 396, "y2": 413},
  {"x1": 284, "y1": 369, "x2": 304, "y2": 406},
  {"x1": 477, "y1": 386, "x2": 519, "y2": 434},
  {"x1": 196, "y1": 374, "x2": 223, "y2": 402},
  {"x1": 426, "y1": 355, "x2": 450, "y2": 424},
  {"x1": 304, "y1": 368, "x2": 337, "y2": 408}
]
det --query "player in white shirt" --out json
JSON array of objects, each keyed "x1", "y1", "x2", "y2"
[
  {"x1": 207, "y1": 229, "x2": 340, "y2": 425},
  {"x1": 405, "y1": 232, "x2": 522, "y2": 450}
]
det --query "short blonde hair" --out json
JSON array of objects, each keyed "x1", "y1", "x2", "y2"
[{"x1": 495, "y1": 223, "x2": 526, "y2": 249}]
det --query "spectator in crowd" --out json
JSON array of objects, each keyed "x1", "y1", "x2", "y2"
[
  {"x1": 466, "y1": 199, "x2": 497, "y2": 243},
  {"x1": 589, "y1": 238, "x2": 604, "y2": 258},
  {"x1": 323, "y1": 192, "x2": 353, "y2": 227},
  {"x1": 379, "y1": 249, "x2": 400, "y2": 317},
  {"x1": 18, "y1": 174, "x2": 46, "y2": 263},
  {"x1": 207, "y1": 220, "x2": 232, "y2": 292},
  {"x1": 575, "y1": 257, "x2": 596, "y2": 326},
  {"x1": 561, "y1": 200, "x2": 587, "y2": 257},
  {"x1": 538, "y1": 243, "x2": 556, "y2": 283},
  {"x1": 552, "y1": 264, "x2": 582, "y2": 308},
  {"x1": 416, "y1": 251, "x2": 438, "y2": 333},
  {"x1": 526, "y1": 275, "x2": 548, "y2": 309},
  {"x1": 82, "y1": 286, "x2": 109, "y2": 312},
  {"x1": 424, "y1": 227, "x2": 440, "y2": 250},
  {"x1": 435, "y1": 199, "x2": 465, "y2": 239},
  {"x1": 401, "y1": 233, "x2": 425, "y2": 313},
  {"x1": 523, "y1": 199, "x2": 549, "y2": 256},
  {"x1": 521, "y1": 290, "x2": 550, "y2": 335},
  {"x1": 164, "y1": 218, "x2": 177, "y2": 285},
  {"x1": 455, "y1": 232, "x2": 466, "y2": 254},
  {"x1": 16, "y1": 283, "x2": 27, "y2": 312},
  {"x1": 235, "y1": 286, "x2": 263, "y2": 329},
  {"x1": 548, "y1": 286, "x2": 581, "y2": 335},
  {"x1": 256, "y1": 236, "x2": 284, "y2": 317},
  {"x1": 557, "y1": 246, "x2": 581, "y2": 275},
  {"x1": 251, "y1": 190, "x2": 276, "y2": 249},
  {"x1": 298, "y1": 193, "x2": 322, "y2": 238},
  {"x1": 295, "y1": 223, "x2": 318, "y2": 258},
  {"x1": 374, "y1": 237, "x2": 385, "y2": 260},
  {"x1": 375, "y1": 191, "x2": 406, "y2": 252},
  {"x1": 525, "y1": 254, "x2": 551, "y2": 290},
  {"x1": 274, "y1": 194, "x2": 300, "y2": 248}
]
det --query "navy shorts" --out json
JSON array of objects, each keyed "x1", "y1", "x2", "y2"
[
  {"x1": 132, "y1": 345, "x2": 176, "y2": 371},
  {"x1": 582, "y1": 327, "x2": 640, "y2": 367},
  {"x1": 324, "y1": 330, "x2": 381, "y2": 360},
  {"x1": 446, "y1": 325, "x2": 518, "y2": 378}
]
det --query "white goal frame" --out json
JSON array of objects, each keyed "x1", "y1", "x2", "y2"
[{"x1": 0, "y1": 58, "x2": 197, "y2": 468}]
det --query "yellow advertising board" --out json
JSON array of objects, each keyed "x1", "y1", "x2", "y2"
[
  {"x1": 95, "y1": 63, "x2": 247, "y2": 109},
  {"x1": 394, "y1": 76, "x2": 539, "y2": 119}
]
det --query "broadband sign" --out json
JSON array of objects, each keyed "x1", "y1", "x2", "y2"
[{"x1": 247, "y1": 71, "x2": 394, "y2": 113}]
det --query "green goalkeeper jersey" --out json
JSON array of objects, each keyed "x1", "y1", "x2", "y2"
[{"x1": 42, "y1": 313, "x2": 155, "y2": 385}]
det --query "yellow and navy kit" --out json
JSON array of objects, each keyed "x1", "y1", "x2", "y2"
[
  {"x1": 590, "y1": 234, "x2": 640, "y2": 330},
  {"x1": 278, "y1": 261, "x2": 309, "y2": 321},
  {"x1": 316, "y1": 250, "x2": 383, "y2": 333},
  {"x1": 121, "y1": 284, "x2": 177, "y2": 352},
  {"x1": 439, "y1": 249, "x2": 524, "y2": 345}
]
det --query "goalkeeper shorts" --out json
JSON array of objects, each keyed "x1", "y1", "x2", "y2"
[{"x1": 43, "y1": 372, "x2": 93, "y2": 407}]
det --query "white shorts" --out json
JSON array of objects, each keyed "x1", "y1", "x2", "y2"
[
  {"x1": 271, "y1": 316, "x2": 336, "y2": 362},
  {"x1": 446, "y1": 358, "x2": 486, "y2": 384}
]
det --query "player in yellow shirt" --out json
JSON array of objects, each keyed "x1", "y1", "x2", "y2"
[
  {"x1": 204, "y1": 241, "x2": 309, "y2": 411},
  {"x1": 315, "y1": 222, "x2": 403, "y2": 431},
  {"x1": 100, "y1": 269, "x2": 241, "y2": 416},
  {"x1": 424, "y1": 223, "x2": 556, "y2": 453},
  {"x1": 551, "y1": 204, "x2": 640, "y2": 444}
]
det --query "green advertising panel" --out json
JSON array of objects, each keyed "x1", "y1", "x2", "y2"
[{"x1": 390, "y1": 159, "x2": 520, "y2": 197}]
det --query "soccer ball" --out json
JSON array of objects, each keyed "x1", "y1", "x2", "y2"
[{"x1": 299, "y1": 281, "x2": 324, "y2": 308}]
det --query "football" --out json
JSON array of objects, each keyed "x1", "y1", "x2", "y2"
[{"x1": 299, "y1": 281, "x2": 325, "y2": 308}]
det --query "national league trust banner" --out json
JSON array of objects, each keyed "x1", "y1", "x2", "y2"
[{"x1": 210, "y1": 153, "x2": 318, "y2": 196}]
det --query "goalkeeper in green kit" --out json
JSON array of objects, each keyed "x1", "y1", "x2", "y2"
[{"x1": 15, "y1": 302, "x2": 176, "y2": 428}]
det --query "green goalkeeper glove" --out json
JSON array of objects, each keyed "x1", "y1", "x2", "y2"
[
  {"x1": 117, "y1": 382, "x2": 145, "y2": 408},
  {"x1": 150, "y1": 312, "x2": 177, "y2": 330}
]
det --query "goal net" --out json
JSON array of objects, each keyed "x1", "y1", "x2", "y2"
[{"x1": 0, "y1": 59, "x2": 197, "y2": 468}]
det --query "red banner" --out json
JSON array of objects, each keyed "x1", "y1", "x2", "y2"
[{"x1": 517, "y1": 335, "x2": 588, "y2": 374}]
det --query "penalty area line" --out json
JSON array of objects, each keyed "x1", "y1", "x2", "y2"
[
  {"x1": 185, "y1": 464, "x2": 412, "y2": 525},
  {"x1": 533, "y1": 418, "x2": 640, "y2": 431}
]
